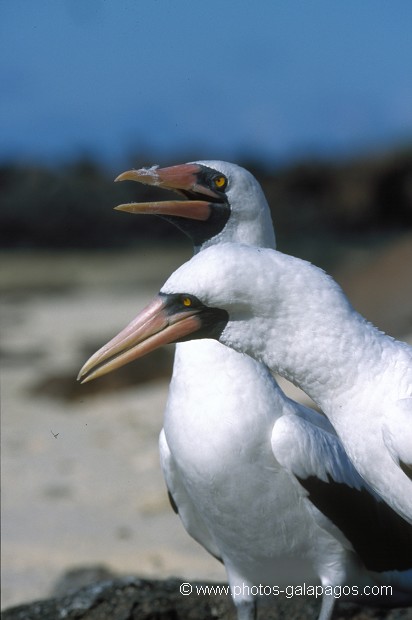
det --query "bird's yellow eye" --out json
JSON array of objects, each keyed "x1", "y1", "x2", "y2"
[
  {"x1": 182, "y1": 297, "x2": 192, "y2": 307},
  {"x1": 213, "y1": 175, "x2": 227, "y2": 189}
]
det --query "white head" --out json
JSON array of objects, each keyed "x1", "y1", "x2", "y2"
[
  {"x1": 78, "y1": 243, "x2": 354, "y2": 385},
  {"x1": 114, "y1": 160, "x2": 276, "y2": 251}
]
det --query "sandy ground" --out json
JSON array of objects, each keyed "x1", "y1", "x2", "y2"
[{"x1": 2, "y1": 237, "x2": 412, "y2": 610}]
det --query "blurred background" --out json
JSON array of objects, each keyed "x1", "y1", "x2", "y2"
[{"x1": 1, "y1": 0, "x2": 412, "y2": 610}]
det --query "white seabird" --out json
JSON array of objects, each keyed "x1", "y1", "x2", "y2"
[{"x1": 78, "y1": 162, "x2": 412, "y2": 619}]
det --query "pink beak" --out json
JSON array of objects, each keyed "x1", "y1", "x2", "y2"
[
  {"x1": 77, "y1": 294, "x2": 203, "y2": 383},
  {"x1": 114, "y1": 163, "x2": 222, "y2": 221}
]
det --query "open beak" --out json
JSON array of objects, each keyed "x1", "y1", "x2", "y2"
[
  {"x1": 77, "y1": 294, "x2": 204, "y2": 384},
  {"x1": 114, "y1": 163, "x2": 222, "y2": 221}
]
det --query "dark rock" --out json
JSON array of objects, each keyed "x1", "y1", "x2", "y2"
[
  {"x1": 52, "y1": 565, "x2": 118, "y2": 598},
  {"x1": 2, "y1": 575, "x2": 234, "y2": 620},
  {"x1": 2, "y1": 569, "x2": 411, "y2": 620}
]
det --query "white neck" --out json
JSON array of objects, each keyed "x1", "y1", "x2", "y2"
[{"x1": 219, "y1": 249, "x2": 401, "y2": 417}]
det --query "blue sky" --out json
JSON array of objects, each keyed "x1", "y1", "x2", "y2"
[{"x1": 1, "y1": 1, "x2": 412, "y2": 169}]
